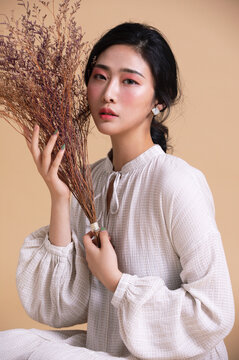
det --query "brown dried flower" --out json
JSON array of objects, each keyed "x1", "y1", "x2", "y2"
[{"x1": 0, "y1": 0, "x2": 98, "y2": 229}]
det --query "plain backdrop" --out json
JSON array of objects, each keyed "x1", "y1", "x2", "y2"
[{"x1": 0, "y1": 0, "x2": 238, "y2": 358}]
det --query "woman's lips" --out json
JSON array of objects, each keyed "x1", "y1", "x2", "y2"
[
  {"x1": 99, "y1": 107, "x2": 118, "y2": 117},
  {"x1": 99, "y1": 113, "x2": 118, "y2": 120}
]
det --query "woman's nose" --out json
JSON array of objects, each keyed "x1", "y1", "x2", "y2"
[{"x1": 102, "y1": 80, "x2": 117, "y2": 103}]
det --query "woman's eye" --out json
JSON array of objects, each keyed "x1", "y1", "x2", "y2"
[
  {"x1": 123, "y1": 79, "x2": 138, "y2": 85},
  {"x1": 93, "y1": 74, "x2": 106, "y2": 80}
]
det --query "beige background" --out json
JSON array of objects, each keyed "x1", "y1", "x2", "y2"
[{"x1": 0, "y1": 0, "x2": 238, "y2": 358}]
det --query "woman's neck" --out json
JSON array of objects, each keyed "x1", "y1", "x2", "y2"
[{"x1": 111, "y1": 132, "x2": 154, "y2": 172}]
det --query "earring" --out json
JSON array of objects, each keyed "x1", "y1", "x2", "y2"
[{"x1": 152, "y1": 107, "x2": 160, "y2": 116}]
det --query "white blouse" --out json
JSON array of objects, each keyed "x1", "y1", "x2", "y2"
[{"x1": 15, "y1": 145, "x2": 234, "y2": 359}]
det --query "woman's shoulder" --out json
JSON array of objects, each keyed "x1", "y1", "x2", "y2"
[
  {"x1": 90, "y1": 157, "x2": 106, "y2": 171},
  {"x1": 154, "y1": 152, "x2": 212, "y2": 199},
  {"x1": 154, "y1": 151, "x2": 204, "y2": 181},
  {"x1": 153, "y1": 152, "x2": 215, "y2": 215},
  {"x1": 90, "y1": 156, "x2": 110, "y2": 174}
]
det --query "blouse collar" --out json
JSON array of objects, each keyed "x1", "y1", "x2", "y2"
[{"x1": 104, "y1": 144, "x2": 165, "y2": 175}]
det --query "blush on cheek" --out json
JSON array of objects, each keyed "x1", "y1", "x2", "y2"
[
  {"x1": 121, "y1": 92, "x2": 138, "y2": 105},
  {"x1": 87, "y1": 85, "x2": 98, "y2": 103},
  {"x1": 87, "y1": 84, "x2": 93, "y2": 97}
]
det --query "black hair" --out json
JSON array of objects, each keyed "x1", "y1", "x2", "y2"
[{"x1": 84, "y1": 22, "x2": 181, "y2": 152}]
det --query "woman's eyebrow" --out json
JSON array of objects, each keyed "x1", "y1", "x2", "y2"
[{"x1": 94, "y1": 64, "x2": 145, "y2": 78}]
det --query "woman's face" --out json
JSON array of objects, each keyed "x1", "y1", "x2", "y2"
[{"x1": 87, "y1": 44, "x2": 158, "y2": 138}]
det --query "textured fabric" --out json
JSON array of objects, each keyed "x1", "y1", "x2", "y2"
[{"x1": 0, "y1": 145, "x2": 234, "y2": 359}]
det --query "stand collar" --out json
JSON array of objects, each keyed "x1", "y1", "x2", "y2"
[{"x1": 104, "y1": 144, "x2": 164, "y2": 175}]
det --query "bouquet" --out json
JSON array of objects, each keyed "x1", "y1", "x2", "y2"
[{"x1": 0, "y1": 0, "x2": 101, "y2": 244}]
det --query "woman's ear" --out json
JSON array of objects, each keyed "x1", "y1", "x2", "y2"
[
  {"x1": 156, "y1": 103, "x2": 164, "y2": 112},
  {"x1": 152, "y1": 103, "x2": 164, "y2": 116}
]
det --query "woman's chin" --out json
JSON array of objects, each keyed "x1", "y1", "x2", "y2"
[{"x1": 94, "y1": 123, "x2": 119, "y2": 136}]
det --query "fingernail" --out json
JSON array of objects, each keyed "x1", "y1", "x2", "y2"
[
  {"x1": 53, "y1": 129, "x2": 58, "y2": 135},
  {"x1": 100, "y1": 227, "x2": 106, "y2": 231},
  {"x1": 61, "y1": 144, "x2": 65, "y2": 150}
]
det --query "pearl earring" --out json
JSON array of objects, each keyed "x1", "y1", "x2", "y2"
[{"x1": 152, "y1": 107, "x2": 160, "y2": 116}]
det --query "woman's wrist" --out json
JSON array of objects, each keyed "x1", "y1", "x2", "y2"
[
  {"x1": 49, "y1": 194, "x2": 71, "y2": 247},
  {"x1": 109, "y1": 271, "x2": 123, "y2": 293},
  {"x1": 50, "y1": 191, "x2": 71, "y2": 204}
]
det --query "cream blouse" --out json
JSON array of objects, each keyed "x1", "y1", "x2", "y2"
[{"x1": 16, "y1": 145, "x2": 234, "y2": 359}]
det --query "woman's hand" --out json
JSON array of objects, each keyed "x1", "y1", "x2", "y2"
[
  {"x1": 83, "y1": 229, "x2": 122, "y2": 292},
  {"x1": 25, "y1": 124, "x2": 70, "y2": 200}
]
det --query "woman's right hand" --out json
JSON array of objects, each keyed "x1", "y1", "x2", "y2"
[{"x1": 25, "y1": 124, "x2": 71, "y2": 201}]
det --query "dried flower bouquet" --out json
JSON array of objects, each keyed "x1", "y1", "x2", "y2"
[{"x1": 0, "y1": 0, "x2": 100, "y2": 241}]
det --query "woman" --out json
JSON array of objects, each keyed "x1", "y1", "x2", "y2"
[{"x1": 0, "y1": 22, "x2": 234, "y2": 360}]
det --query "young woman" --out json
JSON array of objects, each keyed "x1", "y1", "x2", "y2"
[{"x1": 0, "y1": 22, "x2": 234, "y2": 360}]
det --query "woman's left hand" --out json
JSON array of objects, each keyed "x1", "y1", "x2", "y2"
[{"x1": 83, "y1": 229, "x2": 122, "y2": 292}]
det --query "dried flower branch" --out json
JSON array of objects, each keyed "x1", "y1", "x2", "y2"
[{"x1": 0, "y1": 0, "x2": 100, "y2": 236}]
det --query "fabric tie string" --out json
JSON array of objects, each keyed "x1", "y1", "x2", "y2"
[{"x1": 94, "y1": 171, "x2": 122, "y2": 223}]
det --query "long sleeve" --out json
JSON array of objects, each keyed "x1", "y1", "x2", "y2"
[
  {"x1": 111, "y1": 168, "x2": 235, "y2": 359},
  {"x1": 16, "y1": 197, "x2": 91, "y2": 328}
]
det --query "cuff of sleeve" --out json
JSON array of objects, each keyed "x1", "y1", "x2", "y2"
[
  {"x1": 111, "y1": 273, "x2": 136, "y2": 309},
  {"x1": 44, "y1": 233, "x2": 74, "y2": 257}
]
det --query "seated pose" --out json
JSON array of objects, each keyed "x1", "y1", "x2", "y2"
[{"x1": 0, "y1": 22, "x2": 234, "y2": 360}]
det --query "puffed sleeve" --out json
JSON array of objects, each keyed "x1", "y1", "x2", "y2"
[
  {"x1": 111, "y1": 168, "x2": 235, "y2": 359},
  {"x1": 16, "y1": 196, "x2": 91, "y2": 328}
]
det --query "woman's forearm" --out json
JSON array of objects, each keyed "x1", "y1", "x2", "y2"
[{"x1": 49, "y1": 195, "x2": 71, "y2": 246}]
